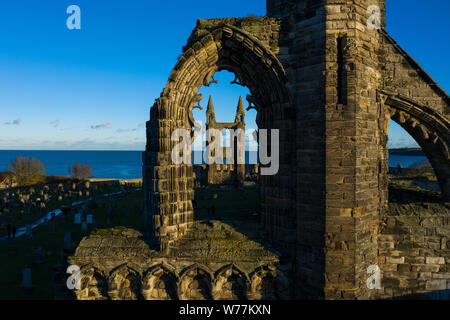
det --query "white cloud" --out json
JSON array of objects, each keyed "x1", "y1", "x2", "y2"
[
  {"x1": 4, "y1": 118, "x2": 22, "y2": 125},
  {"x1": 90, "y1": 122, "x2": 112, "y2": 130},
  {"x1": 116, "y1": 128, "x2": 137, "y2": 133},
  {"x1": 50, "y1": 119, "x2": 60, "y2": 128}
]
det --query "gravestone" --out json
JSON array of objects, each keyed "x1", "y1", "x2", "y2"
[
  {"x1": 48, "y1": 220, "x2": 55, "y2": 234},
  {"x1": 74, "y1": 213, "x2": 81, "y2": 224},
  {"x1": 86, "y1": 214, "x2": 93, "y2": 224},
  {"x1": 22, "y1": 268, "x2": 32, "y2": 288},
  {"x1": 81, "y1": 221, "x2": 87, "y2": 231},
  {"x1": 26, "y1": 224, "x2": 33, "y2": 238},
  {"x1": 64, "y1": 232, "x2": 71, "y2": 244}
]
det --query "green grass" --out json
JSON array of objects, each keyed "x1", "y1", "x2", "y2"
[
  {"x1": 389, "y1": 182, "x2": 442, "y2": 203},
  {"x1": 194, "y1": 185, "x2": 261, "y2": 239},
  {"x1": 194, "y1": 185, "x2": 259, "y2": 219},
  {"x1": 0, "y1": 184, "x2": 261, "y2": 300},
  {"x1": 0, "y1": 189, "x2": 143, "y2": 300},
  {"x1": 0, "y1": 184, "x2": 124, "y2": 237}
]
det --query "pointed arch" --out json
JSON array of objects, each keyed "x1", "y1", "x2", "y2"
[
  {"x1": 75, "y1": 264, "x2": 108, "y2": 300},
  {"x1": 212, "y1": 264, "x2": 249, "y2": 300},
  {"x1": 248, "y1": 264, "x2": 290, "y2": 300},
  {"x1": 381, "y1": 92, "x2": 450, "y2": 200},
  {"x1": 143, "y1": 23, "x2": 295, "y2": 252},
  {"x1": 108, "y1": 265, "x2": 142, "y2": 300},
  {"x1": 178, "y1": 264, "x2": 214, "y2": 300},
  {"x1": 142, "y1": 263, "x2": 178, "y2": 300}
]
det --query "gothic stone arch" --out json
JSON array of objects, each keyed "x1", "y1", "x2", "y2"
[
  {"x1": 74, "y1": 265, "x2": 108, "y2": 300},
  {"x1": 178, "y1": 265, "x2": 214, "y2": 300},
  {"x1": 143, "y1": 22, "x2": 294, "y2": 253},
  {"x1": 212, "y1": 264, "x2": 249, "y2": 300},
  {"x1": 248, "y1": 264, "x2": 289, "y2": 300},
  {"x1": 142, "y1": 264, "x2": 178, "y2": 300},
  {"x1": 107, "y1": 265, "x2": 141, "y2": 300},
  {"x1": 380, "y1": 31, "x2": 450, "y2": 201}
]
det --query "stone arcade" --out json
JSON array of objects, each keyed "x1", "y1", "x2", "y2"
[{"x1": 67, "y1": 0, "x2": 450, "y2": 300}]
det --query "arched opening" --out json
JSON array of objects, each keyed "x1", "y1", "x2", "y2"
[
  {"x1": 387, "y1": 121, "x2": 442, "y2": 202},
  {"x1": 384, "y1": 94, "x2": 450, "y2": 202},
  {"x1": 142, "y1": 266, "x2": 178, "y2": 300},
  {"x1": 189, "y1": 71, "x2": 260, "y2": 236},
  {"x1": 143, "y1": 24, "x2": 294, "y2": 255},
  {"x1": 178, "y1": 266, "x2": 213, "y2": 300}
]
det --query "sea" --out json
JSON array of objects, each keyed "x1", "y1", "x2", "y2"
[{"x1": 0, "y1": 150, "x2": 428, "y2": 180}]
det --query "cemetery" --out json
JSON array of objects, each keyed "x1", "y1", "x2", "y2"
[{"x1": 0, "y1": 183, "x2": 142, "y2": 299}]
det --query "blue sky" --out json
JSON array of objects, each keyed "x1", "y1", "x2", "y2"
[{"x1": 0, "y1": 0, "x2": 448, "y2": 150}]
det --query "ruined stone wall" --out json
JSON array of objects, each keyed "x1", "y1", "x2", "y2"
[
  {"x1": 380, "y1": 33, "x2": 450, "y2": 201},
  {"x1": 378, "y1": 203, "x2": 450, "y2": 299},
  {"x1": 270, "y1": 0, "x2": 387, "y2": 299},
  {"x1": 194, "y1": 164, "x2": 259, "y2": 186},
  {"x1": 185, "y1": 17, "x2": 283, "y2": 57},
  {"x1": 66, "y1": 224, "x2": 291, "y2": 300},
  {"x1": 138, "y1": 0, "x2": 450, "y2": 300}
]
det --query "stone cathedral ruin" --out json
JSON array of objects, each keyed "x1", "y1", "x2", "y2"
[{"x1": 68, "y1": 0, "x2": 450, "y2": 300}]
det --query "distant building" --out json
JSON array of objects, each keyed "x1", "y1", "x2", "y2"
[{"x1": 205, "y1": 95, "x2": 246, "y2": 186}]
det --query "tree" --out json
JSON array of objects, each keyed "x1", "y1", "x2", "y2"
[
  {"x1": 7, "y1": 157, "x2": 46, "y2": 187},
  {"x1": 68, "y1": 163, "x2": 93, "y2": 180}
]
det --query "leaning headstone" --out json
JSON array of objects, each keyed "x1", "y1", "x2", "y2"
[
  {"x1": 74, "y1": 213, "x2": 81, "y2": 224},
  {"x1": 48, "y1": 221, "x2": 55, "y2": 234},
  {"x1": 26, "y1": 224, "x2": 33, "y2": 238},
  {"x1": 22, "y1": 268, "x2": 32, "y2": 288},
  {"x1": 64, "y1": 232, "x2": 71, "y2": 244}
]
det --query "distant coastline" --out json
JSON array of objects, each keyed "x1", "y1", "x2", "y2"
[
  {"x1": 0, "y1": 149, "x2": 428, "y2": 179},
  {"x1": 388, "y1": 148, "x2": 425, "y2": 156}
]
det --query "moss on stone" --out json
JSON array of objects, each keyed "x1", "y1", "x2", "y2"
[
  {"x1": 389, "y1": 182, "x2": 442, "y2": 203},
  {"x1": 89, "y1": 226, "x2": 141, "y2": 239}
]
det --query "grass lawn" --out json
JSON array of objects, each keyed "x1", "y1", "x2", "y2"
[
  {"x1": 0, "y1": 184, "x2": 261, "y2": 300},
  {"x1": 194, "y1": 185, "x2": 261, "y2": 240},
  {"x1": 0, "y1": 184, "x2": 124, "y2": 237},
  {"x1": 0, "y1": 189, "x2": 144, "y2": 300}
]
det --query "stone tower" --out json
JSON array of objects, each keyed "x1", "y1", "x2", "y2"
[
  {"x1": 205, "y1": 95, "x2": 246, "y2": 185},
  {"x1": 260, "y1": 0, "x2": 387, "y2": 300}
]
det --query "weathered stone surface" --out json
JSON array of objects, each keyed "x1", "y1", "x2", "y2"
[
  {"x1": 379, "y1": 203, "x2": 450, "y2": 299},
  {"x1": 70, "y1": 0, "x2": 450, "y2": 300},
  {"x1": 68, "y1": 222, "x2": 290, "y2": 300}
]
